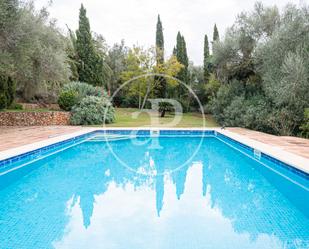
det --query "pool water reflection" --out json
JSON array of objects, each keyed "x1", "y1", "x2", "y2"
[{"x1": 0, "y1": 137, "x2": 308, "y2": 249}]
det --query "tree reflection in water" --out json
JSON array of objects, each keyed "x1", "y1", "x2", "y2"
[{"x1": 0, "y1": 137, "x2": 308, "y2": 249}]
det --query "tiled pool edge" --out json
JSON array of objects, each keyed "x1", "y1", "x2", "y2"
[
  {"x1": 0, "y1": 127, "x2": 308, "y2": 178},
  {"x1": 215, "y1": 131, "x2": 309, "y2": 180},
  {"x1": 0, "y1": 128, "x2": 96, "y2": 163},
  {"x1": 217, "y1": 129, "x2": 309, "y2": 177}
]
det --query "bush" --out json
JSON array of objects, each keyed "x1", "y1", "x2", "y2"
[
  {"x1": 6, "y1": 77, "x2": 15, "y2": 107},
  {"x1": 0, "y1": 75, "x2": 16, "y2": 110},
  {"x1": 58, "y1": 81, "x2": 109, "y2": 111},
  {"x1": 61, "y1": 81, "x2": 105, "y2": 100},
  {"x1": 204, "y1": 73, "x2": 220, "y2": 102},
  {"x1": 8, "y1": 102, "x2": 23, "y2": 110},
  {"x1": 70, "y1": 96, "x2": 115, "y2": 125},
  {"x1": 0, "y1": 75, "x2": 8, "y2": 110},
  {"x1": 0, "y1": 93, "x2": 7, "y2": 110},
  {"x1": 210, "y1": 81, "x2": 244, "y2": 124},
  {"x1": 58, "y1": 90, "x2": 79, "y2": 111}
]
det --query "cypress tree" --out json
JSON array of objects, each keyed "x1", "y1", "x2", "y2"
[
  {"x1": 213, "y1": 24, "x2": 219, "y2": 42},
  {"x1": 154, "y1": 15, "x2": 166, "y2": 98},
  {"x1": 174, "y1": 32, "x2": 189, "y2": 104},
  {"x1": 172, "y1": 46, "x2": 177, "y2": 56},
  {"x1": 75, "y1": 4, "x2": 104, "y2": 86},
  {"x1": 175, "y1": 32, "x2": 188, "y2": 84},
  {"x1": 156, "y1": 15, "x2": 164, "y2": 65},
  {"x1": 181, "y1": 36, "x2": 188, "y2": 73},
  {"x1": 203, "y1": 34, "x2": 210, "y2": 82}
]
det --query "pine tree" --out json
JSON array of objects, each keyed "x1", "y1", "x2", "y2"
[
  {"x1": 203, "y1": 34, "x2": 210, "y2": 82},
  {"x1": 154, "y1": 15, "x2": 167, "y2": 98},
  {"x1": 213, "y1": 24, "x2": 219, "y2": 42},
  {"x1": 75, "y1": 4, "x2": 104, "y2": 86}
]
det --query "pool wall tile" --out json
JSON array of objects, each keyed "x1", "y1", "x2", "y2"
[{"x1": 215, "y1": 131, "x2": 309, "y2": 180}]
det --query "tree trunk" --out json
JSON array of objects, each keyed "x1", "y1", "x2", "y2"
[{"x1": 160, "y1": 108, "x2": 166, "y2": 117}]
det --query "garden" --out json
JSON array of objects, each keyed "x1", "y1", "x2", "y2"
[{"x1": 0, "y1": 1, "x2": 308, "y2": 136}]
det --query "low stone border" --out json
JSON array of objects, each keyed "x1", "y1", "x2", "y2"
[
  {"x1": 19, "y1": 103, "x2": 60, "y2": 110},
  {"x1": 0, "y1": 111, "x2": 70, "y2": 126}
]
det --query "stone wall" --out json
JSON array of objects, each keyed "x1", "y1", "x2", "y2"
[
  {"x1": 0, "y1": 111, "x2": 71, "y2": 126},
  {"x1": 19, "y1": 103, "x2": 60, "y2": 110}
]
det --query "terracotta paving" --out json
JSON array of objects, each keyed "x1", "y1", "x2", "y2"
[
  {"x1": 0, "y1": 126, "x2": 308, "y2": 160},
  {"x1": 0, "y1": 126, "x2": 83, "y2": 152},
  {"x1": 227, "y1": 127, "x2": 309, "y2": 159}
]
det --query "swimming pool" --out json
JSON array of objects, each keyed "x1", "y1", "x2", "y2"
[{"x1": 0, "y1": 130, "x2": 308, "y2": 249}]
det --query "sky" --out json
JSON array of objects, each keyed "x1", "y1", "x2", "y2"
[{"x1": 35, "y1": 0, "x2": 303, "y2": 65}]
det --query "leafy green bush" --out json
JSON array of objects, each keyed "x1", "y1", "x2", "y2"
[
  {"x1": 210, "y1": 80, "x2": 244, "y2": 124},
  {"x1": 61, "y1": 81, "x2": 106, "y2": 100},
  {"x1": 0, "y1": 75, "x2": 8, "y2": 110},
  {"x1": 0, "y1": 93, "x2": 7, "y2": 110},
  {"x1": 6, "y1": 77, "x2": 15, "y2": 107},
  {"x1": 0, "y1": 75, "x2": 16, "y2": 110},
  {"x1": 70, "y1": 96, "x2": 115, "y2": 125},
  {"x1": 8, "y1": 102, "x2": 23, "y2": 110},
  {"x1": 58, "y1": 81, "x2": 109, "y2": 111},
  {"x1": 204, "y1": 73, "x2": 220, "y2": 102},
  {"x1": 58, "y1": 90, "x2": 79, "y2": 111}
]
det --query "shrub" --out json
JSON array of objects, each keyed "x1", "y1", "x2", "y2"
[
  {"x1": 204, "y1": 73, "x2": 220, "y2": 102},
  {"x1": 0, "y1": 93, "x2": 7, "y2": 110},
  {"x1": 0, "y1": 75, "x2": 8, "y2": 110},
  {"x1": 0, "y1": 75, "x2": 16, "y2": 110},
  {"x1": 70, "y1": 96, "x2": 115, "y2": 125},
  {"x1": 6, "y1": 77, "x2": 16, "y2": 107},
  {"x1": 58, "y1": 81, "x2": 109, "y2": 111},
  {"x1": 210, "y1": 81, "x2": 244, "y2": 124},
  {"x1": 61, "y1": 81, "x2": 106, "y2": 100},
  {"x1": 8, "y1": 102, "x2": 23, "y2": 110},
  {"x1": 58, "y1": 90, "x2": 79, "y2": 111}
]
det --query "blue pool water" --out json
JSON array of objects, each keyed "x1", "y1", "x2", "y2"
[{"x1": 0, "y1": 135, "x2": 308, "y2": 249}]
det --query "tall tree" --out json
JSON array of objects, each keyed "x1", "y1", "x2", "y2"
[
  {"x1": 76, "y1": 4, "x2": 104, "y2": 86},
  {"x1": 203, "y1": 34, "x2": 210, "y2": 82},
  {"x1": 155, "y1": 15, "x2": 164, "y2": 65},
  {"x1": 175, "y1": 32, "x2": 188, "y2": 84},
  {"x1": 154, "y1": 15, "x2": 167, "y2": 98},
  {"x1": 172, "y1": 46, "x2": 176, "y2": 56},
  {"x1": 213, "y1": 24, "x2": 219, "y2": 42},
  {"x1": 1, "y1": 1, "x2": 70, "y2": 101}
]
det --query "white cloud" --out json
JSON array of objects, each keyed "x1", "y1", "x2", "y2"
[{"x1": 36, "y1": 0, "x2": 301, "y2": 65}]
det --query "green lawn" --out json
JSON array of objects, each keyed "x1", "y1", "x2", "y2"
[
  {"x1": 1, "y1": 107, "x2": 218, "y2": 127},
  {"x1": 106, "y1": 108, "x2": 218, "y2": 127},
  {"x1": 2, "y1": 108, "x2": 52, "y2": 112}
]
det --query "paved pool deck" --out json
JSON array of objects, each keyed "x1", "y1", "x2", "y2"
[
  {"x1": 226, "y1": 128, "x2": 309, "y2": 159},
  {"x1": 0, "y1": 126, "x2": 308, "y2": 158},
  {"x1": 0, "y1": 126, "x2": 82, "y2": 152},
  {"x1": 0, "y1": 126, "x2": 308, "y2": 173}
]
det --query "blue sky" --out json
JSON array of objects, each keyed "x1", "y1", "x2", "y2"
[{"x1": 36, "y1": 0, "x2": 302, "y2": 65}]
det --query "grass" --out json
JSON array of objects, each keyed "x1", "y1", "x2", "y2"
[
  {"x1": 1, "y1": 107, "x2": 218, "y2": 127},
  {"x1": 2, "y1": 108, "x2": 52, "y2": 112},
  {"x1": 105, "y1": 108, "x2": 218, "y2": 127}
]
